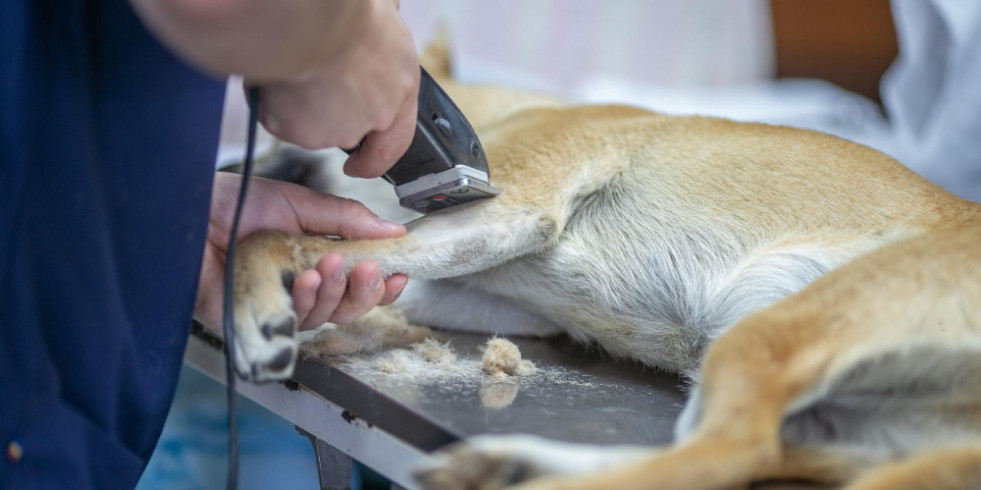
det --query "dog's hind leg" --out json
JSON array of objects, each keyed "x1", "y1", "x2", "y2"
[
  {"x1": 841, "y1": 445, "x2": 981, "y2": 490},
  {"x1": 507, "y1": 328, "x2": 829, "y2": 490},
  {"x1": 418, "y1": 312, "x2": 834, "y2": 490},
  {"x1": 230, "y1": 196, "x2": 558, "y2": 381}
]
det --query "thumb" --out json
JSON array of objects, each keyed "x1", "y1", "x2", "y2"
[
  {"x1": 283, "y1": 184, "x2": 406, "y2": 239},
  {"x1": 343, "y1": 87, "x2": 418, "y2": 179}
]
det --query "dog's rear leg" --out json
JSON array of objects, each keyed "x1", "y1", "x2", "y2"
[
  {"x1": 417, "y1": 317, "x2": 831, "y2": 490},
  {"x1": 841, "y1": 445, "x2": 981, "y2": 490},
  {"x1": 508, "y1": 315, "x2": 834, "y2": 490},
  {"x1": 230, "y1": 197, "x2": 558, "y2": 381},
  {"x1": 415, "y1": 322, "x2": 839, "y2": 490}
]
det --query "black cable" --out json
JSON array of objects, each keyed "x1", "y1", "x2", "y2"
[{"x1": 221, "y1": 86, "x2": 260, "y2": 490}]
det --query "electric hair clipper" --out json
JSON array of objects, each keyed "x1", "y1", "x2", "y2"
[{"x1": 348, "y1": 68, "x2": 500, "y2": 213}]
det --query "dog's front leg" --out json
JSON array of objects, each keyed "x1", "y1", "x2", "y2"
[
  {"x1": 229, "y1": 197, "x2": 558, "y2": 381},
  {"x1": 322, "y1": 197, "x2": 558, "y2": 279}
]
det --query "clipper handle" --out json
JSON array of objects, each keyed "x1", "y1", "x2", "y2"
[
  {"x1": 343, "y1": 67, "x2": 499, "y2": 213},
  {"x1": 382, "y1": 67, "x2": 489, "y2": 185}
]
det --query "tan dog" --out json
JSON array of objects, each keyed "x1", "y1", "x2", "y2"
[{"x1": 230, "y1": 41, "x2": 981, "y2": 489}]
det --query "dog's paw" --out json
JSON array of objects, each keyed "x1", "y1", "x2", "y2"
[
  {"x1": 414, "y1": 434, "x2": 602, "y2": 490},
  {"x1": 232, "y1": 263, "x2": 300, "y2": 382},
  {"x1": 415, "y1": 437, "x2": 545, "y2": 490},
  {"x1": 415, "y1": 435, "x2": 656, "y2": 490}
]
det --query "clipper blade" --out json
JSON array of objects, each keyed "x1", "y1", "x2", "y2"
[{"x1": 394, "y1": 166, "x2": 500, "y2": 213}]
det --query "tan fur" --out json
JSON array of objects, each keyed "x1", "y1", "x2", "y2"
[
  {"x1": 842, "y1": 446, "x2": 981, "y2": 490},
  {"x1": 232, "y1": 39, "x2": 981, "y2": 488},
  {"x1": 502, "y1": 227, "x2": 981, "y2": 490}
]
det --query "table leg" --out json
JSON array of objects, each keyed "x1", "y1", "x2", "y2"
[{"x1": 296, "y1": 426, "x2": 353, "y2": 490}]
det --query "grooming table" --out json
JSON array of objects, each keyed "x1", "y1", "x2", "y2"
[{"x1": 184, "y1": 324, "x2": 687, "y2": 489}]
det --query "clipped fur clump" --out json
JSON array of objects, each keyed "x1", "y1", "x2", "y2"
[
  {"x1": 376, "y1": 350, "x2": 418, "y2": 373},
  {"x1": 517, "y1": 360, "x2": 537, "y2": 376},
  {"x1": 482, "y1": 338, "x2": 536, "y2": 377},
  {"x1": 367, "y1": 338, "x2": 459, "y2": 374},
  {"x1": 304, "y1": 307, "x2": 436, "y2": 356},
  {"x1": 411, "y1": 338, "x2": 457, "y2": 364}
]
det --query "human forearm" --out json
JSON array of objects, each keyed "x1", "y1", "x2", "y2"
[
  {"x1": 129, "y1": 0, "x2": 368, "y2": 82},
  {"x1": 133, "y1": 0, "x2": 419, "y2": 165}
]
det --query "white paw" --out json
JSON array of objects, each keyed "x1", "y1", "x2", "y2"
[
  {"x1": 232, "y1": 282, "x2": 299, "y2": 382},
  {"x1": 416, "y1": 434, "x2": 615, "y2": 490},
  {"x1": 414, "y1": 435, "x2": 654, "y2": 490},
  {"x1": 414, "y1": 436, "x2": 549, "y2": 490}
]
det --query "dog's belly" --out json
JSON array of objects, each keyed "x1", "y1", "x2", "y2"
[
  {"x1": 465, "y1": 246, "x2": 716, "y2": 373},
  {"x1": 464, "y1": 228, "x2": 890, "y2": 374}
]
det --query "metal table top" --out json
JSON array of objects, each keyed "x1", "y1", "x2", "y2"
[{"x1": 193, "y1": 324, "x2": 687, "y2": 452}]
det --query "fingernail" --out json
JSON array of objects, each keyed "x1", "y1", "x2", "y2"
[
  {"x1": 368, "y1": 273, "x2": 382, "y2": 291},
  {"x1": 376, "y1": 218, "x2": 404, "y2": 231},
  {"x1": 331, "y1": 266, "x2": 344, "y2": 283}
]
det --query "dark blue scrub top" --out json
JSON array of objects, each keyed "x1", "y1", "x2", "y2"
[{"x1": 1, "y1": 0, "x2": 226, "y2": 487}]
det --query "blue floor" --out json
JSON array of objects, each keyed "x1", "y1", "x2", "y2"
[{"x1": 137, "y1": 366, "x2": 320, "y2": 490}]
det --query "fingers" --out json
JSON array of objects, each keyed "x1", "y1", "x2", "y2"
[
  {"x1": 278, "y1": 183, "x2": 406, "y2": 239},
  {"x1": 292, "y1": 258, "x2": 409, "y2": 330},
  {"x1": 380, "y1": 273, "x2": 408, "y2": 305},
  {"x1": 329, "y1": 261, "x2": 385, "y2": 325},
  {"x1": 343, "y1": 77, "x2": 419, "y2": 178},
  {"x1": 293, "y1": 253, "x2": 346, "y2": 330},
  {"x1": 342, "y1": 2, "x2": 419, "y2": 177},
  {"x1": 291, "y1": 269, "x2": 322, "y2": 328}
]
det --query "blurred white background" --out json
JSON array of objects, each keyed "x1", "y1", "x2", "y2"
[{"x1": 400, "y1": 0, "x2": 774, "y2": 91}]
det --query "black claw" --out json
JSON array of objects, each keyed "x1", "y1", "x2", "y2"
[
  {"x1": 281, "y1": 270, "x2": 295, "y2": 292},
  {"x1": 266, "y1": 347, "x2": 294, "y2": 372},
  {"x1": 261, "y1": 317, "x2": 296, "y2": 340}
]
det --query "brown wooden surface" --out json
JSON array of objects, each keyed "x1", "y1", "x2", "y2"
[{"x1": 770, "y1": 0, "x2": 898, "y2": 103}]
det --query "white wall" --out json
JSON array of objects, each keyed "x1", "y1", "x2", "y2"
[{"x1": 400, "y1": 0, "x2": 774, "y2": 95}]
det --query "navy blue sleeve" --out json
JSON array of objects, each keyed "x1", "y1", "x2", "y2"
[{"x1": 0, "y1": 0, "x2": 226, "y2": 487}]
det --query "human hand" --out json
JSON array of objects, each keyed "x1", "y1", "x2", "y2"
[
  {"x1": 194, "y1": 172, "x2": 409, "y2": 332},
  {"x1": 131, "y1": 0, "x2": 420, "y2": 176},
  {"x1": 254, "y1": 0, "x2": 420, "y2": 179}
]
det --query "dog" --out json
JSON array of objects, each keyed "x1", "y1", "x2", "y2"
[{"x1": 228, "y1": 40, "x2": 981, "y2": 489}]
